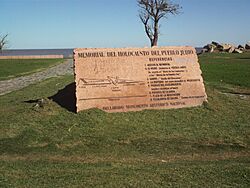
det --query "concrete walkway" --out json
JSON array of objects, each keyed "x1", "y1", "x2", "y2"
[{"x1": 0, "y1": 59, "x2": 73, "y2": 96}]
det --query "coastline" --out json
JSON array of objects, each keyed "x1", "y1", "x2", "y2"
[{"x1": 0, "y1": 48, "x2": 203, "y2": 58}]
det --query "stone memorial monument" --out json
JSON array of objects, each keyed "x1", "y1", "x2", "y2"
[{"x1": 74, "y1": 46, "x2": 207, "y2": 113}]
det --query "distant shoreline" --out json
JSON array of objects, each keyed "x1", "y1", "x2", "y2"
[
  {"x1": 0, "y1": 49, "x2": 74, "y2": 58},
  {"x1": 0, "y1": 48, "x2": 203, "y2": 58}
]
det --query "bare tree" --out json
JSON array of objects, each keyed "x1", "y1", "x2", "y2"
[
  {"x1": 138, "y1": 0, "x2": 181, "y2": 47},
  {"x1": 0, "y1": 34, "x2": 8, "y2": 52}
]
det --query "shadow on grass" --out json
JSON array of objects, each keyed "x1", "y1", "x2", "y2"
[
  {"x1": 49, "y1": 82, "x2": 76, "y2": 113},
  {"x1": 237, "y1": 57, "x2": 250, "y2": 60}
]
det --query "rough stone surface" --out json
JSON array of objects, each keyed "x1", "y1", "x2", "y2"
[
  {"x1": 212, "y1": 41, "x2": 220, "y2": 47},
  {"x1": 74, "y1": 47, "x2": 207, "y2": 113},
  {"x1": 227, "y1": 46, "x2": 235, "y2": 53},
  {"x1": 233, "y1": 49, "x2": 243, "y2": 54},
  {"x1": 238, "y1": 45, "x2": 244, "y2": 50},
  {"x1": 245, "y1": 43, "x2": 250, "y2": 50},
  {"x1": 202, "y1": 42, "x2": 247, "y2": 54},
  {"x1": 218, "y1": 44, "x2": 232, "y2": 51},
  {"x1": 203, "y1": 44, "x2": 215, "y2": 53},
  {"x1": 0, "y1": 59, "x2": 73, "y2": 96}
]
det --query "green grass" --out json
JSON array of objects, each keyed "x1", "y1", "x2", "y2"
[
  {"x1": 0, "y1": 58, "x2": 64, "y2": 80},
  {"x1": 0, "y1": 53, "x2": 249, "y2": 187},
  {"x1": 1, "y1": 159, "x2": 249, "y2": 187},
  {"x1": 200, "y1": 52, "x2": 250, "y2": 88}
]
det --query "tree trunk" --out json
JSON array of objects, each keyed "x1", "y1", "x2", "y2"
[
  {"x1": 151, "y1": 37, "x2": 158, "y2": 47},
  {"x1": 151, "y1": 20, "x2": 159, "y2": 47}
]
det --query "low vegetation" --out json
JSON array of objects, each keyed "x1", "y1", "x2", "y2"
[
  {"x1": 0, "y1": 53, "x2": 249, "y2": 187},
  {"x1": 0, "y1": 58, "x2": 64, "y2": 80},
  {"x1": 200, "y1": 52, "x2": 250, "y2": 88}
]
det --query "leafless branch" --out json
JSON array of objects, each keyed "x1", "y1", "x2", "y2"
[
  {"x1": 0, "y1": 34, "x2": 9, "y2": 52},
  {"x1": 138, "y1": 0, "x2": 181, "y2": 47}
]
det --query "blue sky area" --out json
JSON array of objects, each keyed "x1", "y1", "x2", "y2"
[{"x1": 1, "y1": 0, "x2": 250, "y2": 49}]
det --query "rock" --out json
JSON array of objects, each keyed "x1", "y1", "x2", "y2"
[
  {"x1": 212, "y1": 41, "x2": 220, "y2": 47},
  {"x1": 197, "y1": 48, "x2": 208, "y2": 55},
  {"x1": 227, "y1": 46, "x2": 235, "y2": 53},
  {"x1": 203, "y1": 44, "x2": 209, "y2": 50},
  {"x1": 38, "y1": 98, "x2": 46, "y2": 107},
  {"x1": 202, "y1": 42, "x2": 247, "y2": 54},
  {"x1": 203, "y1": 44, "x2": 215, "y2": 53},
  {"x1": 33, "y1": 98, "x2": 47, "y2": 108},
  {"x1": 238, "y1": 45, "x2": 244, "y2": 49},
  {"x1": 233, "y1": 49, "x2": 243, "y2": 54},
  {"x1": 201, "y1": 48, "x2": 208, "y2": 53},
  {"x1": 218, "y1": 44, "x2": 232, "y2": 51},
  {"x1": 208, "y1": 46, "x2": 214, "y2": 53},
  {"x1": 245, "y1": 42, "x2": 250, "y2": 50}
]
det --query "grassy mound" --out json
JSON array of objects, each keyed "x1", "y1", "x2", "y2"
[{"x1": 0, "y1": 53, "x2": 249, "y2": 187}]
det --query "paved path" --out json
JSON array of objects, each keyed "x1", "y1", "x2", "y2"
[{"x1": 0, "y1": 59, "x2": 73, "y2": 96}]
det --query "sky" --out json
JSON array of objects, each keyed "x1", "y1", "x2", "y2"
[{"x1": 1, "y1": 0, "x2": 250, "y2": 49}]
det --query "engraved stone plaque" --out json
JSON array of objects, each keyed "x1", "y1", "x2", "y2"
[{"x1": 74, "y1": 46, "x2": 207, "y2": 113}]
